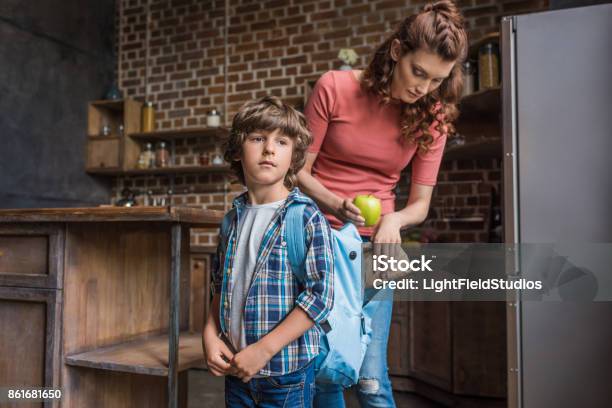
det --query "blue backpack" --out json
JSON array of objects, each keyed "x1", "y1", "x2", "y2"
[
  {"x1": 219, "y1": 203, "x2": 372, "y2": 388},
  {"x1": 285, "y1": 203, "x2": 372, "y2": 388}
]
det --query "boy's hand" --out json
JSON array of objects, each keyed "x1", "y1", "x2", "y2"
[
  {"x1": 203, "y1": 332, "x2": 236, "y2": 377},
  {"x1": 231, "y1": 342, "x2": 273, "y2": 382}
]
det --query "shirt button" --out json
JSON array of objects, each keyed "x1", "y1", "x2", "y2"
[{"x1": 281, "y1": 241, "x2": 287, "y2": 247}]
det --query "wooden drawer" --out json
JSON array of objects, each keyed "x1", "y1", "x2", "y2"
[
  {"x1": 0, "y1": 224, "x2": 64, "y2": 289},
  {"x1": 0, "y1": 287, "x2": 62, "y2": 407}
]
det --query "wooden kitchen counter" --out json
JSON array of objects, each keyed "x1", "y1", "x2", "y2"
[
  {"x1": 0, "y1": 206, "x2": 223, "y2": 408},
  {"x1": 0, "y1": 205, "x2": 224, "y2": 225}
]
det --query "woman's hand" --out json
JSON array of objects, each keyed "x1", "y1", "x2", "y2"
[
  {"x1": 335, "y1": 197, "x2": 366, "y2": 226},
  {"x1": 231, "y1": 342, "x2": 273, "y2": 382},
  {"x1": 372, "y1": 212, "x2": 403, "y2": 243}
]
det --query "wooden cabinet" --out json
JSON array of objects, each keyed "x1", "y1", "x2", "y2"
[
  {"x1": 86, "y1": 137, "x2": 121, "y2": 169},
  {"x1": 388, "y1": 301, "x2": 506, "y2": 402},
  {"x1": 0, "y1": 224, "x2": 64, "y2": 289},
  {"x1": 452, "y1": 302, "x2": 506, "y2": 397},
  {"x1": 85, "y1": 99, "x2": 142, "y2": 172},
  {"x1": 387, "y1": 302, "x2": 410, "y2": 377},
  {"x1": 409, "y1": 301, "x2": 453, "y2": 391},
  {"x1": 0, "y1": 288, "x2": 62, "y2": 408},
  {"x1": 0, "y1": 206, "x2": 223, "y2": 408},
  {"x1": 0, "y1": 224, "x2": 64, "y2": 407},
  {"x1": 189, "y1": 252, "x2": 212, "y2": 334}
]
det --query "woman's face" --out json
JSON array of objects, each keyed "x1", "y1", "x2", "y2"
[{"x1": 390, "y1": 40, "x2": 456, "y2": 104}]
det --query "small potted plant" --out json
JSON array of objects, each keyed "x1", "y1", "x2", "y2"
[{"x1": 338, "y1": 48, "x2": 358, "y2": 71}]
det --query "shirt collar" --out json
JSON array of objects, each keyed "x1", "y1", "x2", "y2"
[{"x1": 231, "y1": 187, "x2": 311, "y2": 210}]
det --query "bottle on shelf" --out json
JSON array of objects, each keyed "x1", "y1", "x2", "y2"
[
  {"x1": 199, "y1": 150, "x2": 209, "y2": 166},
  {"x1": 100, "y1": 119, "x2": 112, "y2": 136},
  {"x1": 142, "y1": 101, "x2": 156, "y2": 132},
  {"x1": 207, "y1": 109, "x2": 221, "y2": 128},
  {"x1": 137, "y1": 143, "x2": 155, "y2": 169},
  {"x1": 478, "y1": 42, "x2": 500, "y2": 89},
  {"x1": 211, "y1": 145, "x2": 224, "y2": 166},
  {"x1": 155, "y1": 141, "x2": 170, "y2": 168},
  {"x1": 462, "y1": 60, "x2": 476, "y2": 96}
]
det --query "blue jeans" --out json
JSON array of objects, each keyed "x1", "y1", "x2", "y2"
[
  {"x1": 314, "y1": 292, "x2": 396, "y2": 408},
  {"x1": 225, "y1": 359, "x2": 315, "y2": 407}
]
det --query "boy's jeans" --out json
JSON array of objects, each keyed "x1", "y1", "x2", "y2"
[{"x1": 225, "y1": 359, "x2": 315, "y2": 407}]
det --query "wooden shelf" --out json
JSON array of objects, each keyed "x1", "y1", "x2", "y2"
[
  {"x1": 90, "y1": 99, "x2": 127, "y2": 111},
  {"x1": 443, "y1": 137, "x2": 501, "y2": 161},
  {"x1": 87, "y1": 165, "x2": 232, "y2": 177},
  {"x1": 65, "y1": 332, "x2": 204, "y2": 376},
  {"x1": 87, "y1": 135, "x2": 120, "y2": 141},
  {"x1": 458, "y1": 87, "x2": 501, "y2": 120},
  {"x1": 442, "y1": 217, "x2": 485, "y2": 222},
  {"x1": 85, "y1": 167, "x2": 123, "y2": 175},
  {"x1": 122, "y1": 165, "x2": 231, "y2": 176},
  {"x1": 129, "y1": 127, "x2": 229, "y2": 141}
]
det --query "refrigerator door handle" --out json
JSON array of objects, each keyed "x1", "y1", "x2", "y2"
[{"x1": 501, "y1": 15, "x2": 522, "y2": 408}]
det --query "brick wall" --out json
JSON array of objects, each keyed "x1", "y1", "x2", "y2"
[{"x1": 115, "y1": 0, "x2": 548, "y2": 246}]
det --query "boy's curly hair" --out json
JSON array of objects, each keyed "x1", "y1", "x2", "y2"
[{"x1": 224, "y1": 96, "x2": 312, "y2": 190}]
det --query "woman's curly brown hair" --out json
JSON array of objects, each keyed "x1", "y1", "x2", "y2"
[
  {"x1": 224, "y1": 95, "x2": 312, "y2": 190},
  {"x1": 361, "y1": 0, "x2": 468, "y2": 153}
]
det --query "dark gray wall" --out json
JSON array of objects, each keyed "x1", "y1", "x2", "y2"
[{"x1": 0, "y1": 0, "x2": 115, "y2": 208}]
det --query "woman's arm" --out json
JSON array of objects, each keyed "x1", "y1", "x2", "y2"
[
  {"x1": 372, "y1": 182, "x2": 433, "y2": 243},
  {"x1": 297, "y1": 152, "x2": 365, "y2": 226}
]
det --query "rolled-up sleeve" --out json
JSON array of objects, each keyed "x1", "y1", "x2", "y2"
[{"x1": 295, "y1": 208, "x2": 334, "y2": 324}]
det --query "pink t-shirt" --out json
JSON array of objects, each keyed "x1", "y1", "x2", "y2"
[{"x1": 304, "y1": 70, "x2": 447, "y2": 235}]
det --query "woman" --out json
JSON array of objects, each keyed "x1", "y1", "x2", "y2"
[{"x1": 298, "y1": 1, "x2": 468, "y2": 406}]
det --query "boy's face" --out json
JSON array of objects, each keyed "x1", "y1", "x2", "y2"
[{"x1": 239, "y1": 129, "x2": 294, "y2": 189}]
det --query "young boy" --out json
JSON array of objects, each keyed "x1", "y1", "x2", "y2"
[{"x1": 202, "y1": 96, "x2": 334, "y2": 407}]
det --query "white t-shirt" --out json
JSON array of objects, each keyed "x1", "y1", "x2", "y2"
[{"x1": 229, "y1": 198, "x2": 285, "y2": 352}]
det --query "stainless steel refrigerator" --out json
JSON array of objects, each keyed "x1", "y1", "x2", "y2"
[{"x1": 502, "y1": 4, "x2": 612, "y2": 408}]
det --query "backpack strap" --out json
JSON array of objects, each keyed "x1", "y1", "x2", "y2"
[
  {"x1": 285, "y1": 203, "x2": 332, "y2": 334},
  {"x1": 285, "y1": 203, "x2": 307, "y2": 283}
]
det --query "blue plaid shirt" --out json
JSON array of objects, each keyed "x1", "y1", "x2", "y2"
[{"x1": 212, "y1": 188, "x2": 334, "y2": 376}]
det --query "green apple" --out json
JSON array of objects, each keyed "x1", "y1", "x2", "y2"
[{"x1": 353, "y1": 195, "x2": 382, "y2": 227}]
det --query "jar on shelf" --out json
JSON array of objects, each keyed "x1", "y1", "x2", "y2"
[
  {"x1": 478, "y1": 42, "x2": 500, "y2": 89},
  {"x1": 462, "y1": 60, "x2": 476, "y2": 96},
  {"x1": 100, "y1": 120, "x2": 112, "y2": 136},
  {"x1": 155, "y1": 141, "x2": 170, "y2": 168},
  {"x1": 211, "y1": 146, "x2": 224, "y2": 166},
  {"x1": 137, "y1": 143, "x2": 155, "y2": 169},
  {"x1": 207, "y1": 109, "x2": 221, "y2": 128},
  {"x1": 199, "y1": 150, "x2": 209, "y2": 166},
  {"x1": 142, "y1": 101, "x2": 156, "y2": 132}
]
